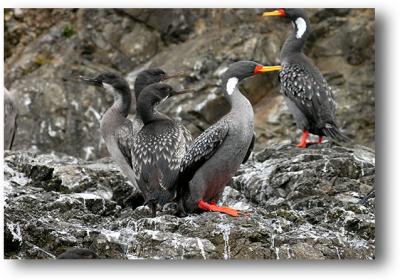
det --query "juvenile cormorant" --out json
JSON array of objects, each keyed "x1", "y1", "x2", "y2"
[
  {"x1": 133, "y1": 69, "x2": 185, "y2": 114},
  {"x1": 263, "y1": 8, "x2": 348, "y2": 148},
  {"x1": 132, "y1": 83, "x2": 193, "y2": 216},
  {"x1": 80, "y1": 70, "x2": 184, "y2": 195},
  {"x1": 177, "y1": 61, "x2": 281, "y2": 217}
]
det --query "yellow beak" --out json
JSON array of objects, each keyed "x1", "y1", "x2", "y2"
[
  {"x1": 263, "y1": 10, "x2": 284, "y2": 17},
  {"x1": 258, "y1": 65, "x2": 282, "y2": 72}
]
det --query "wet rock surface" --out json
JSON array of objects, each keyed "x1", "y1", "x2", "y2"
[
  {"x1": 5, "y1": 9, "x2": 375, "y2": 159},
  {"x1": 4, "y1": 145, "x2": 375, "y2": 260}
]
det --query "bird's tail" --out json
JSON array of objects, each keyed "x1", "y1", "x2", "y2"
[{"x1": 322, "y1": 123, "x2": 350, "y2": 143}]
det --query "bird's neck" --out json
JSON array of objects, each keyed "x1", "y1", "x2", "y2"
[
  {"x1": 134, "y1": 87, "x2": 142, "y2": 103},
  {"x1": 110, "y1": 94, "x2": 131, "y2": 117},
  {"x1": 137, "y1": 103, "x2": 169, "y2": 125},
  {"x1": 223, "y1": 77, "x2": 252, "y2": 113},
  {"x1": 227, "y1": 89, "x2": 250, "y2": 110},
  {"x1": 281, "y1": 17, "x2": 310, "y2": 59},
  {"x1": 105, "y1": 85, "x2": 131, "y2": 117}
]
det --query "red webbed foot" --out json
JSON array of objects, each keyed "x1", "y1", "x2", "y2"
[
  {"x1": 296, "y1": 130, "x2": 310, "y2": 148},
  {"x1": 296, "y1": 131, "x2": 324, "y2": 148},
  {"x1": 198, "y1": 200, "x2": 240, "y2": 217}
]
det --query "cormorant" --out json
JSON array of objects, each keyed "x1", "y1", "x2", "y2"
[
  {"x1": 177, "y1": 61, "x2": 281, "y2": 217},
  {"x1": 132, "y1": 83, "x2": 193, "y2": 216},
  {"x1": 80, "y1": 70, "x2": 185, "y2": 197},
  {"x1": 263, "y1": 8, "x2": 348, "y2": 148}
]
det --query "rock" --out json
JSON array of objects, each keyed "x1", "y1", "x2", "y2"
[
  {"x1": 57, "y1": 248, "x2": 98, "y2": 259},
  {"x1": 119, "y1": 24, "x2": 160, "y2": 62},
  {"x1": 5, "y1": 8, "x2": 375, "y2": 158},
  {"x1": 4, "y1": 88, "x2": 18, "y2": 150},
  {"x1": 4, "y1": 144, "x2": 375, "y2": 259},
  {"x1": 120, "y1": 9, "x2": 196, "y2": 44}
]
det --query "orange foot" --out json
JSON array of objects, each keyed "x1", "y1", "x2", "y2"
[
  {"x1": 198, "y1": 200, "x2": 240, "y2": 217},
  {"x1": 296, "y1": 131, "x2": 323, "y2": 148}
]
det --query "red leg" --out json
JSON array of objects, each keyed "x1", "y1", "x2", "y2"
[
  {"x1": 198, "y1": 200, "x2": 239, "y2": 217},
  {"x1": 296, "y1": 130, "x2": 310, "y2": 148},
  {"x1": 310, "y1": 135, "x2": 324, "y2": 145}
]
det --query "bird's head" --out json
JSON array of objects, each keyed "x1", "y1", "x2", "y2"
[
  {"x1": 79, "y1": 72, "x2": 130, "y2": 94},
  {"x1": 139, "y1": 83, "x2": 192, "y2": 107},
  {"x1": 134, "y1": 68, "x2": 187, "y2": 100},
  {"x1": 263, "y1": 9, "x2": 309, "y2": 39},
  {"x1": 262, "y1": 8, "x2": 307, "y2": 21},
  {"x1": 221, "y1": 61, "x2": 281, "y2": 96}
]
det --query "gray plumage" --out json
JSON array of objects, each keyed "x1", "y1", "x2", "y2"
[
  {"x1": 178, "y1": 61, "x2": 257, "y2": 214},
  {"x1": 277, "y1": 8, "x2": 348, "y2": 141},
  {"x1": 4, "y1": 88, "x2": 18, "y2": 150},
  {"x1": 133, "y1": 83, "x2": 193, "y2": 216},
  {"x1": 80, "y1": 70, "x2": 178, "y2": 196},
  {"x1": 80, "y1": 72, "x2": 140, "y2": 192}
]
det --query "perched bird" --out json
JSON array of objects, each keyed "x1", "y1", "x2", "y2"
[
  {"x1": 4, "y1": 88, "x2": 18, "y2": 150},
  {"x1": 57, "y1": 248, "x2": 98, "y2": 259},
  {"x1": 80, "y1": 70, "x2": 184, "y2": 198},
  {"x1": 132, "y1": 69, "x2": 185, "y2": 114},
  {"x1": 263, "y1": 8, "x2": 348, "y2": 148},
  {"x1": 177, "y1": 61, "x2": 281, "y2": 217},
  {"x1": 132, "y1": 83, "x2": 193, "y2": 216}
]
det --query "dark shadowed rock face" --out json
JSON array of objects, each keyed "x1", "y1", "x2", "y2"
[
  {"x1": 5, "y1": 8, "x2": 375, "y2": 159},
  {"x1": 57, "y1": 248, "x2": 98, "y2": 259},
  {"x1": 4, "y1": 145, "x2": 375, "y2": 260}
]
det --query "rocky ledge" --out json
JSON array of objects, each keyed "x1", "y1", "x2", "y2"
[{"x1": 4, "y1": 144, "x2": 375, "y2": 260}]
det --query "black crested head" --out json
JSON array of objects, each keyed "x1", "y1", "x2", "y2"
[{"x1": 134, "y1": 68, "x2": 167, "y2": 99}]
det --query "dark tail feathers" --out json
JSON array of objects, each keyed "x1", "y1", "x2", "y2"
[{"x1": 322, "y1": 123, "x2": 350, "y2": 143}]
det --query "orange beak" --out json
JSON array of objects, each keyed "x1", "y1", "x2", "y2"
[
  {"x1": 262, "y1": 9, "x2": 286, "y2": 17},
  {"x1": 254, "y1": 65, "x2": 282, "y2": 75}
]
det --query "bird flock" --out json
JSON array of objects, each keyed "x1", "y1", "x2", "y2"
[{"x1": 79, "y1": 9, "x2": 348, "y2": 218}]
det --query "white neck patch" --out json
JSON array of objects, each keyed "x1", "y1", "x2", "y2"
[
  {"x1": 295, "y1": 17, "x2": 307, "y2": 39},
  {"x1": 102, "y1": 82, "x2": 115, "y2": 95},
  {"x1": 226, "y1": 77, "x2": 239, "y2": 95}
]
